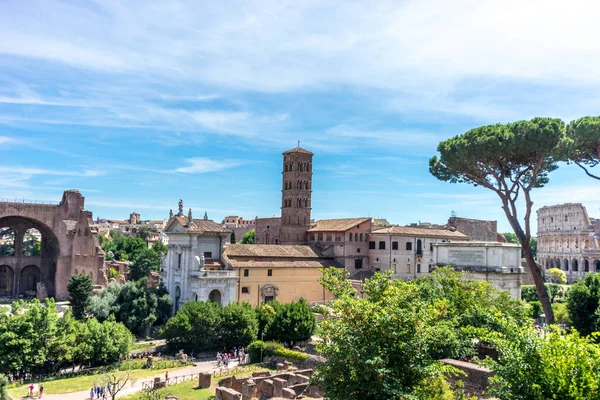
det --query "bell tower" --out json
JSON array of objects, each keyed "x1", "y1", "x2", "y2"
[{"x1": 280, "y1": 146, "x2": 313, "y2": 244}]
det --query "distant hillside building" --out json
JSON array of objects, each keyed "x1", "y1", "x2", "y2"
[
  {"x1": 537, "y1": 203, "x2": 600, "y2": 283},
  {"x1": 222, "y1": 215, "x2": 255, "y2": 243}
]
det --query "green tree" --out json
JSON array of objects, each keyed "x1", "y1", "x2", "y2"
[
  {"x1": 503, "y1": 232, "x2": 537, "y2": 259},
  {"x1": 566, "y1": 116, "x2": 600, "y2": 181},
  {"x1": 315, "y1": 268, "x2": 457, "y2": 399},
  {"x1": 0, "y1": 374, "x2": 8, "y2": 400},
  {"x1": 241, "y1": 229, "x2": 255, "y2": 244},
  {"x1": 230, "y1": 231, "x2": 236, "y2": 244},
  {"x1": 567, "y1": 274, "x2": 600, "y2": 336},
  {"x1": 129, "y1": 247, "x2": 161, "y2": 281},
  {"x1": 256, "y1": 303, "x2": 278, "y2": 339},
  {"x1": 480, "y1": 325, "x2": 600, "y2": 399},
  {"x1": 218, "y1": 302, "x2": 258, "y2": 349},
  {"x1": 108, "y1": 268, "x2": 120, "y2": 280},
  {"x1": 430, "y1": 118, "x2": 566, "y2": 323},
  {"x1": 136, "y1": 226, "x2": 152, "y2": 243},
  {"x1": 151, "y1": 240, "x2": 168, "y2": 257},
  {"x1": 266, "y1": 299, "x2": 316, "y2": 342},
  {"x1": 549, "y1": 267, "x2": 567, "y2": 284},
  {"x1": 164, "y1": 301, "x2": 222, "y2": 353},
  {"x1": 22, "y1": 231, "x2": 41, "y2": 256},
  {"x1": 115, "y1": 280, "x2": 158, "y2": 337},
  {"x1": 67, "y1": 274, "x2": 93, "y2": 320}
]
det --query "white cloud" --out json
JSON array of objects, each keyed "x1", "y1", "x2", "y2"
[
  {"x1": 173, "y1": 158, "x2": 245, "y2": 174},
  {"x1": 0, "y1": 136, "x2": 16, "y2": 146}
]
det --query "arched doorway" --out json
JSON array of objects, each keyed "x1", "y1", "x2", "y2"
[
  {"x1": 20, "y1": 265, "x2": 41, "y2": 294},
  {"x1": 209, "y1": 289, "x2": 222, "y2": 305},
  {"x1": 416, "y1": 239, "x2": 422, "y2": 255},
  {"x1": 0, "y1": 265, "x2": 14, "y2": 296},
  {"x1": 572, "y1": 259, "x2": 579, "y2": 272}
]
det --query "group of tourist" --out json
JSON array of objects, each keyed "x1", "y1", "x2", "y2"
[
  {"x1": 89, "y1": 383, "x2": 111, "y2": 399},
  {"x1": 121, "y1": 350, "x2": 161, "y2": 360},
  {"x1": 216, "y1": 346, "x2": 247, "y2": 367}
]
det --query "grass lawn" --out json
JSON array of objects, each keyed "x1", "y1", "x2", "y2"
[
  {"x1": 121, "y1": 380, "x2": 214, "y2": 400},
  {"x1": 7, "y1": 365, "x2": 186, "y2": 399}
]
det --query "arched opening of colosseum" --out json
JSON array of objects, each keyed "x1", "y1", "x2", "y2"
[
  {"x1": 0, "y1": 216, "x2": 59, "y2": 298},
  {"x1": 572, "y1": 259, "x2": 579, "y2": 272},
  {"x1": 596, "y1": 260, "x2": 600, "y2": 272},
  {"x1": 585, "y1": 260, "x2": 590, "y2": 272},
  {"x1": 564, "y1": 259, "x2": 569, "y2": 271}
]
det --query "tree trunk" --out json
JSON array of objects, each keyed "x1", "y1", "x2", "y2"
[
  {"x1": 500, "y1": 199, "x2": 555, "y2": 324},
  {"x1": 522, "y1": 243, "x2": 555, "y2": 324}
]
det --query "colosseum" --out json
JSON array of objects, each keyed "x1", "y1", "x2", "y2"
[{"x1": 537, "y1": 203, "x2": 600, "y2": 283}]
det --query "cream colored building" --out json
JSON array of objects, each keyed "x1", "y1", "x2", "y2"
[
  {"x1": 222, "y1": 244, "x2": 343, "y2": 306},
  {"x1": 367, "y1": 226, "x2": 469, "y2": 279},
  {"x1": 537, "y1": 203, "x2": 600, "y2": 283}
]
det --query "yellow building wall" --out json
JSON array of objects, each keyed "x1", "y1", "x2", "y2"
[{"x1": 236, "y1": 267, "x2": 336, "y2": 307}]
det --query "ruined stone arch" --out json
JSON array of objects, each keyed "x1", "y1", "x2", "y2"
[
  {"x1": 209, "y1": 289, "x2": 222, "y2": 305},
  {"x1": 0, "y1": 265, "x2": 14, "y2": 296}
]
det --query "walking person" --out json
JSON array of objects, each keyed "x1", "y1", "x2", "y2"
[
  {"x1": 165, "y1": 371, "x2": 169, "y2": 383},
  {"x1": 39, "y1": 384, "x2": 44, "y2": 398}
]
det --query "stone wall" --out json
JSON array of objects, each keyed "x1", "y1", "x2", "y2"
[
  {"x1": 217, "y1": 368, "x2": 322, "y2": 399},
  {"x1": 255, "y1": 217, "x2": 281, "y2": 245},
  {"x1": 448, "y1": 217, "x2": 498, "y2": 242}
]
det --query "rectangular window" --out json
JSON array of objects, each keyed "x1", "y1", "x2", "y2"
[
  {"x1": 430, "y1": 243, "x2": 434, "y2": 252},
  {"x1": 178, "y1": 254, "x2": 182, "y2": 269},
  {"x1": 335, "y1": 235, "x2": 342, "y2": 241},
  {"x1": 379, "y1": 241, "x2": 386, "y2": 250},
  {"x1": 417, "y1": 264, "x2": 421, "y2": 273},
  {"x1": 326, "y1": 234, "x2": 332, "y2": 241},
  {"x1": 310, "y1": 234, "x2": 315, "y2": 241},
  {"x1": 359, "y1": 233, "x2": 363, "y2": 242},
  {"x1": 392, "y1": 241, "x2": 398, "y2": 250},
  {"x1": 242, "y1": 287, "x2": 249, "y2": 294},
  {"x1": 318, "y1": 233, "x2": 323, "y2": 241},
  {"x1": 406, "y1": 242, "x2": 412, "y2": 251},
  {"x1": 268, "y1": 269, "x2": 273, "y2": 277},
  {"x1": 369, "y1": 241, "x2": 376, "y2": 249},
  {"x1": 203, "y1": 251, "x2": 212, "y2": 258},
  {"x1": 355, "y1": 258, "x2": 363, "y2": 269},
  {"x1": 349, "y1": 233, "x2": 353, "y2": 242},
  {"x1": 244, "y1": 269, "x2": 249, "y2": 277},
  {"x1": 355, "y1": 233, "x2": 358, "y2": 242}
]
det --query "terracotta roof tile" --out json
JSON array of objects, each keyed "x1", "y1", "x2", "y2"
[
  {"x1": 282, "y1": 147, "x2": 313, "y2": 155},
  {"x1": 225, "y1": 259, "x2": 344, "y2": 269},
  {"x1": 370, "y1": 225, "x2": 468, "y2": 240},
  {"x1": 224, "y1": 244, "x2": 322, "y2": 258},
  {"x1": 307, "y1": 217, "x2": 371, "y2": 232},
  {"x1": 172, "y1": 216, "x2": 230, "y2": 233}
]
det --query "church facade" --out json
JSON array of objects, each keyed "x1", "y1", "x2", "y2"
[{"x1": 160, "y1": 201, "x2": 236, "y2": 313}]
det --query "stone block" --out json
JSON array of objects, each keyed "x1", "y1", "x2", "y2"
[
  {"x1": 198, "y1": 372, "x2": 211, "y2": 388},
  {"x1": 252, "y1": 371, "x2": 271, "y2": 378},
  {"x1": 282, "y1": 388, "x2": 296, "y2": 399},
  {"x1": 216, "y1": 386, "x2": 242, "y2": 400},
  {"x1": 260, "y1": 379, "x2": 274, "y2": 397},
  {"x1": 289, "y1": 383, "x2": 309, "y2": 395},
  {"x1": 276, "y1": 362, "x2": 285, "y2": 371},
  {"x1": 273, "y1": 377, "x2": 288, "y2": 397},
  {"x1": 242, "y1": 379, "x2": 257, "y2": 400}
]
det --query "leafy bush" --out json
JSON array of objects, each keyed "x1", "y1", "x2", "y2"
[
  {"x1": 549, "y1": 268, "x2": 567, "y2": 284},
  {"x1": 567, "y1": 273, "x2": 600, "y2": 336},
  {"x1": 481, "y1": 325, "x2": 600, "y2": 399},
  {"x1": 67, "y1": 274, "x2": 93, "y2": 320},
  {"x1": 529, "y1": 301, "x2": 542, "y2": 319},
  {"x1": 553, "y1": 302, "x2": 571, "y2": 325},
  {"x1": 522, "y1": 284, "x2": 565, "y2": 304},
  {"x1": 247, "y1": 340, "x2": 307, "y2": 363},
  {"x1": 264, "y1": 298, "x2": 316, "y2": 342},
  {"x1": 164, "y1": 301, "x2": 258, "y2": 353},
  {"x1": 0, "y1": 374, "x2": 8, "y2": 400}
]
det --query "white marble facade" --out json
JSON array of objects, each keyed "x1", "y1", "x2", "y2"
[{"x1": 160, "y1": 209, "x2": 236, "y2": 313}]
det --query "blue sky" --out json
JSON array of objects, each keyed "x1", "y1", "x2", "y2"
[{"x1": 1, "y1": 0, "x2": 599, "y2": 233}]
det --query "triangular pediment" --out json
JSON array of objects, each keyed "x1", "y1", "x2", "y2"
[{"x1": 165, "y1": 217, "x2": 187, "y2": 233}]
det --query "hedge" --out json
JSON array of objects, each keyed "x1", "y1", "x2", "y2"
[{"x1": 247, "y1": 340, "x2": 308, "y2": 363}]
